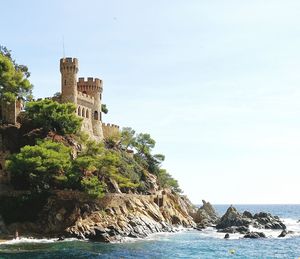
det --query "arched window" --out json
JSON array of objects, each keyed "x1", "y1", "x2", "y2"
[
  {"x1": 82, "y1": 108, "x2": 85, "y2": 117},
  {"x1": 83, "y1": 91, "x2": 87, "y2": 94},
  {"x1": 86, "y1": 109, "x2": 89, "y2": 118},
  {"x1": 0, "y1": 164, "x2": 2, "y2": 170},
  {"x1": 94, "y1": 111, "x2": 98, "y2": 120},
  {"x1": 77, "y1": 106, "x2": 81, "y2": 116}
]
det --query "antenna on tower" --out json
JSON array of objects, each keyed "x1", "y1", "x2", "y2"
[{"x1": 62, "y1": 36, "x2": 65, "y2": 58}]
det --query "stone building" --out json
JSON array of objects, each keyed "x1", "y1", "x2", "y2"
[
  {"x1": 60, "y1": 57, "x2": 120, "y2": 141},
  {"x1": 0, "y1": 57, "x2": 121, "y2": 184}
]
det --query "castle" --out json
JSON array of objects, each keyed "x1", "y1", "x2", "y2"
[
  {"x1": 0, "y1": 57, "x2": 120, "y2": 184},
  {"x1": 59, "y1": 57, "x2": 119, "y2": 141}
]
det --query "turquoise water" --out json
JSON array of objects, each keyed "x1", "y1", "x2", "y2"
[{"x1": 0, "y1": 205, "x2": 300, "y2": 259}]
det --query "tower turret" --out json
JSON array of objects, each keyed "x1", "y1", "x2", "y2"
[
  {"x1": 77, "y1": 77, "x2": 103, "y2": 138},
  {"x1": 60, "y1": 57, "x2": 79, "y2": 103}
]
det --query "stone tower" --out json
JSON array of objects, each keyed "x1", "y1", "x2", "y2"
[
  {"x1": 77, "y1": 77, "x2": 103, "y2": 138},
  {"x1": 60, "y1": 57, "x2": 78, "y2": 103}
]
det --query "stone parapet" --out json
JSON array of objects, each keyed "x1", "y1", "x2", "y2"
[
  {"x1": 77, "y1": 77, "x2": 103, "y2": 93},
  {"x1": 102, "y1": 123, "x2": 120, "y2": 139},
  {"x1": 77, "y1": 91, "x2": 94, "y2": 105}
]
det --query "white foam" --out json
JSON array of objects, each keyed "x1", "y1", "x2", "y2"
[
  {"x1": 197, "y1": 227, "x2": 243, "y2": 240},
  {"x1": 0, "y1": 237, "x2": 79, "y2": 245},
  {"x1": 123, "y1": 227, "x2": 190, "y2": 243},
  {"x1": 197, "y1": 217, "x2": 300, "y2": 240}
]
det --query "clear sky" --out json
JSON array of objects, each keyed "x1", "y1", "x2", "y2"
[{"x1": 1, "y1": 0, "x2": 300, "y2": 204}]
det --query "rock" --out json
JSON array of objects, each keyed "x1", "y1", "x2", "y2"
[
  {"x1": 244, "y1": 232, "x2": 266, "y2": 239},
  {"x1": 216, "y1": 206, "x2": 250, "y2": 229},
  {"x1": 253, "y1": 212, "x2": 286, "y2": 230},
  {"x1": 217, "y1": 206, "x2": 285, "y2": 233},
  {"x1": 192, "y1": 200, "x2": 219, "y2": 228},
  {"x1": 65, "y1": 190, "x2": 196, "y2": 242},
  {"x1": 278, "y1": 230, "x2": 294, "y2": 238},
  {"x1": 243, "y1": 211, "x2": 253, "y2": 219},
  {"x1": 278, "y1": 230, "x2": 287, "y2": 237},
  {"x1": 224, "y1": 233, "x2": 230, "y2": 239},
  {"x1": 57, "y1": 235, "x2": 65, "y2": 241},
  {"x1": 218, "y1": 226, "x2": 249, "y2": 234}
]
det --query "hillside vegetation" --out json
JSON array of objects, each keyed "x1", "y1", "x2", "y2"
[{"x1": 1, "y1": 47, "x2": 181, "y2": 198}]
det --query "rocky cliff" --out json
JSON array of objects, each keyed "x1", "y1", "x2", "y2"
[{"x1": 1, "y1": 189, "x2": 196, "y2": 242}]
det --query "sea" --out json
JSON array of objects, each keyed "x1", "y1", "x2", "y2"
[{"x1": 0, "y1": 204, "x2": 300, "y2": 259}]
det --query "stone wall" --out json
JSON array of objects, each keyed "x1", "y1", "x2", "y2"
[
  {"x1": 0, "y1": 100, "x2": 22, "y2": 125},
  {"x1": 102, "y1": 123, "x2": 120, "y2": 139}
]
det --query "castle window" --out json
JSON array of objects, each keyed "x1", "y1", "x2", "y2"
[
  {"x1": 82, "y1": 108, "x2": 85, "y2": 117},
  {"x1": 64, "y1": 79, "x2": 66, "y2": 86},
  {"x1": 94, "y1": 111, "x2": 98, "y2": 120},
  {"x1": 78, "y1": 106, "x2": 81, "y2": 116},
  {"x1": 99, "y1": 112, "x2": 102, "y2": 121},
  {"x1": 86, "y1": 110, "x2": 89, "y2": 118},
  {"x1": 83, "y1": 91, "x2": 87, "y2": 94},
  {"x1": 0, "y1": 164, "x2": 2, "y2": 170}
]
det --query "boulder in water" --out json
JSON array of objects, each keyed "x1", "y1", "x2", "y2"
[
  {"x1": 216, "y1": 206, "x2": 250, "y2": 229},
  {"x1": 244, "y1": 232, "x2": 266, "y2": 238},
  {"x1": 224, "y1": 233, "x2": 230, "y2": 239},
  {"x1": 193, "y1": 200, "x2": 219, "y2": 229}
]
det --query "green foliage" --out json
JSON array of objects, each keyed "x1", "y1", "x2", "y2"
[
  {"x1": 6, "y1": 140, "x2": 72, "y2": 191},
  {"x1": 25, "y1": 99, "x2": 82, "y2": 135},
  {"x1": 80, "y1": 176, "x2": 105, "y2": 198},
  {"x1": 120, "y1": 127, "x2": 182, "y2": 193},
  {"x1": 101, "y1": 104, "x2": 108, "y2": 114},
  {"x1": 0, "y1": 46, "x2": 33, "y2": 102},
  {"x1": 134, "y1": 133, "x2": 155, "y2": 157},
  {"x1": 157, "y1": 169, "x2": 182, "y2": 193},
  {"x1": 73, "y1": 139, "x2": 139, "y2": 192},
  {"x1": 121, "y1": 127, "x2": 136, "y2": 149}
]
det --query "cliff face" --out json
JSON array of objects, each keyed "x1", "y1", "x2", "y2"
[
  {"x1": 2, "y1": 190, "x2": 196, "y2": 242},
  {"x1": 0, "y1": 127, "x2": 197, "y2": 242},
  {"x1": 66, "y1": 190, "x2": 196, "y2": 242}
]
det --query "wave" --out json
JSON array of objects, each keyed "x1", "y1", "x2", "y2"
[
  {"x1": 197, "y1": 218, "x2": 300, "y2": 240},
  {"x1": 1, "y1": 218, "x2": 299, "y2": 245},
  {"x1": 0, "y1": 237, "x2": 80, "y2": 245}
]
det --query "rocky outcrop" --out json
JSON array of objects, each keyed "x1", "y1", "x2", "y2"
[
  {"x1": 252, "y1": 212, "x2": 286, "y2": 229},
  {"x1": 192, "y1": 200, "x2": 219, "y2": 229},
  {"x1": 216, "y1": 206, "x2": 251, "y2": 230},
  {"x1": 216, "y1": 206, "x2": 286, "y2": 234},
  {"x1": 278, "y1": 230, "x2": 294, "y2": 238},
  {"x1": 244, "y1": 232, "x2": 266, "y2": 239},
  {"x1": 66, "y1": 190, "x2": 196, "y2": 242},
  {"x1": 2, "y1": 189, "x2": 195, "y2": 242}
]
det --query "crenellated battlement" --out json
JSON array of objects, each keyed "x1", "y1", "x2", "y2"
[
  {"x1": 60, "y1": 57, "x2": 79, "y2": 73},
  {"x1": 77, "y1": 77, "x2": 102, "y2": 93},
  {"x1": 77, "y1": 91, "x2": 95, "y2": 104},
  {"x1": 102, "y1": 123, "x2": 120, "y2": 140},
  {"x1": 102, "y1": 123, "x2": 120, "y2": 129},
  {"x1": 78, "y1": 77, "x2": 102, "y2": 84}
]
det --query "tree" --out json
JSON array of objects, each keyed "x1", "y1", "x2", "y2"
[
  {"x1": 0, "y1": 46, "x2": 33, "y2": 102},
  {"x1": 157, "y1": 169, "x2": 182, "y2": 193},
  {"x1": 25, "y1": 99, "x2": 82, "y2": 135},
  {"x1": 6, "y1": 140, "x2": 72, "y2": 191},
  {"x1": 80, "y1": 176, "x2": 105, "y2": 198},
  {"x1": 134, "y1": 133, "x2": 155, "y2": 157},
  {"x1": 101, "y1": 104, "x2": 108, "y2": 114},
  {"x1": 120, "y1": 127, "x2": 136, "y2": 149}
]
